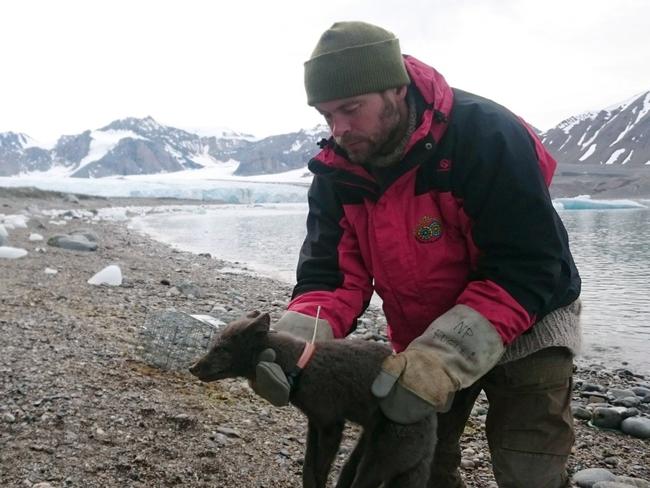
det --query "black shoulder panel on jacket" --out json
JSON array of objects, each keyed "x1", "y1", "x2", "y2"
[
  {"x1": 441, "y1": 89, "x2": 580, "y2": 317},
  {"x1": 292, "y1": 175, "x2": 346, "y2": 298}
]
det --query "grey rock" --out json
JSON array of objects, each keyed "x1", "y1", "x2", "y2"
[
  {"x1": 621, "y1": 408, "x2": 641, "y2": 419},
  {"x1": 216, "y1": 426, "x2": 240, "y2": 438},
  {"x1": 572, "y1": 405, "x2": 593, "y2": 420},
  {"x1": 177, "y1": 281, "x2": 204, "y2": 299},
  {"x1": 472, "y1": 406, "x2": 488, "y2": 417},
  {"x1": 613, "y1": 396, "x2": 642, "y2": 408},
  {"x1": 582, "y1": 382, "x2": 607, "y2": 393},
  {"x1": 631, "y1": 387, "x2": 650, "y2": 399},
  {"x1": 593, "y1": 482, "x2": 642, "y2": 488},
  {"x1": 71, "y1": 229, "x2": 100, "y2": 242},
  {"x1": 47, "y1": 234, "x2": 97, "y2": 251},
  {"x1": 592, "y1": 407, "x2": 623, "y2": 429},
  {"x1": 609, "y1": 388, "x2": 638, "y2": 400},
  {"x1": 2, "y1": 412, "x2": 16, "y2": 423},
  {"x1": 614, "y1": 477, "x2": 650, "y2": 488},
  {"x1": 63, "y1": 193, "x2": 80, "y2": 204},
  {"x1": 460, "y1": 459, "x2": 475, "y2": 469},
  {"x1": 621, "y1": 416, "x2": 650, "y2": 439},
  {"x1": 211, "y1": 433, "x2": 229, "y2": 446},
  {"x1": 584, "y1": 392, "x2": 609, "y2": 402},
  {"x1": 573, "y1": 468, "x2": 616, "y2": 487}
]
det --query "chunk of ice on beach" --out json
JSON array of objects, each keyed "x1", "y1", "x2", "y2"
[
  {"x1": 0, "y1": 246, "x2": 28, "y2": 259},
  {"x1": 1, "y1": 214, "x2": 28, "y2": 229},
  {"x1": 190, "y1": 314, "x2": 226, "y2": 329},
  {"x1": 29, "y1": 233, "x2": 44, "y2": 241},
  {"x1": 88, "y1": 264, "x2": 122, "y2": 286}
]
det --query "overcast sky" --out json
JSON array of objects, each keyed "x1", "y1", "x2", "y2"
[{"x1": 1, "y1": 0, "x2": 648, "y2": 144}]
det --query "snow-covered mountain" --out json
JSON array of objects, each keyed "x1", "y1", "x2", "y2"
[
  {"x1": 542, "y1": 91, "x2": 650, "y2": 166},
  {"x1": 0, "y1": 116, "x2": 328, "y2": 178},
  {"x1": 2, "y1": 91, "x2": 649, "y2": 180}
]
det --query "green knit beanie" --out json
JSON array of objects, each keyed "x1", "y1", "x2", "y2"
[{"x1": 304, "y1": 21, "x2": 410, "y2": 105}]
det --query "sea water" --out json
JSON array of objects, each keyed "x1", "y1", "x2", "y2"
[{"x1": 131, "y1": 204, "x2": 650, "y2": 375}]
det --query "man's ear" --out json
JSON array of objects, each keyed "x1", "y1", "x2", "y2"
[{"x1": 395, "y1": 84, "x2": 408, "y2": 99}]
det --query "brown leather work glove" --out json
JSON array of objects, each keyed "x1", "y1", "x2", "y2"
[
  {"x1": 250, "y1": 311, "x2": 334, "y2": 406},
  {"x1": 371, "y1": 305, "x2": 505, "y2": 424},
  {"x1": 272, "y1": 310, "x2": 334, "y2": 341}
]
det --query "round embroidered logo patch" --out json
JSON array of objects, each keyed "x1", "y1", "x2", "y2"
[{"x1": 414, "y1": 216, "x2": 442, "y2": 243}]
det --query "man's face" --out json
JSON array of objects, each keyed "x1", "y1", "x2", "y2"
[{"x1": 315, "y1": 88, "x2": 406, "y2": 165}]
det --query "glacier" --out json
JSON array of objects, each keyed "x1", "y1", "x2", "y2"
[{"x1": 1, "y1": 175, "x2": 648, "y2": 209}]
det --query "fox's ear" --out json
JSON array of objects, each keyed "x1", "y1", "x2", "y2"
[
  {"x1": 255, "y1": 312, "x2": 271, "y2": 332},
  {"x1": 249, "y1": 312, "x2": 270, "y2": 334}
]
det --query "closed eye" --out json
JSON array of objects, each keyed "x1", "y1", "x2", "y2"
[{"x1": 340, "y1": 103, "x2": 360, "y2": 115}]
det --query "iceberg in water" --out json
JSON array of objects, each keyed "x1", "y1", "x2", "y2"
[{"x1": 553, "y1": 195, "x2": 647, "y2": 210}]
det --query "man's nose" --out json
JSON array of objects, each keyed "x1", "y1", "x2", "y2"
[{"x1": 330, "y1": 115, "x2": 350, "y2": 138}]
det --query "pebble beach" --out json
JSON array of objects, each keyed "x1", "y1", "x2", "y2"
[{"x1": 1, "y1": 187, "x2": 648, "y2": 488}]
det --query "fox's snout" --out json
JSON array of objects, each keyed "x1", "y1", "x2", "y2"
[{"x1": 188, "y1": 359, "x2": 204, "y2": 378}]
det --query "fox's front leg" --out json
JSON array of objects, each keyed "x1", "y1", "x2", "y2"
[
  {"x1": 303, "y1": 420, "x2": 344, "y2": 488},
  {"x1": 335, "y1": 431, "x2": 367, "y2": 488}
]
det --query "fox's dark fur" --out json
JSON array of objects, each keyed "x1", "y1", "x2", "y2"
[{"x1": 190, "y1": 311, "x2": 437, "y2": 488}]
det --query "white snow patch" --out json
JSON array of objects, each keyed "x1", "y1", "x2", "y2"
[
  {"x1": 289, "y1": 140, "x2": 304, "y2": 152},
  {"x1": 558, "y1": 134, "x2": 573, "y2": 151},
  {"x1": 579, "y1": 144, "x2": 597, "y2": 161},
  {"x1": 168, "y1": 124, "x2": 258, "y2": 141},
  {"x1": 190, "y1": 153, "x2": 223, "y2": 168},
  {"x1": 558, "y1": 112, "x2": 596, "y2": 134},
  {"x1": 581, "y1": 127, "x2": 603, "y2": 149},
  {"x1": 304, "y1": 124, "x2": 329, "y2": 137},
  {"x1": 576, "y1": 127, "x2": 591, "y2": 147},
  {"x1": 604, "y1": 149, "x2": 627, "y2": 165},
  {"x1": 635, "y1": 92, "x2": 650, "y2": 125},
  {"x1": 611, "y1": 121, "x2": 636, "y2": 145},
  {"x1": 622, "y1": 151, "x2": 634, "y2": 165},
  {"x1": 76, "y1": 130, "x2": 147, "y2": 174},
  {"x1": 21, "y1": 134, "x2": 57, "y2": 150}
]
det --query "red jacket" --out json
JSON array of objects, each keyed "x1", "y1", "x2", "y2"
[{"x1": 288, "y1": 56, "x2": 581, "y2": 352}]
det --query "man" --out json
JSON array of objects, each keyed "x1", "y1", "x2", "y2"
[{"x1": 256, "y1": 21, "x2": 581, "y2": 488}]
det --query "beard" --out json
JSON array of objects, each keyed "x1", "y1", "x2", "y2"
[{"x1": 335, "y1": 94, "x2": 404, "y2": 166}]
